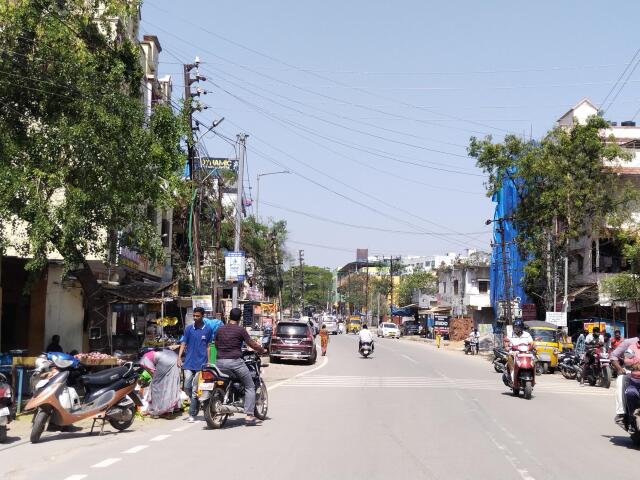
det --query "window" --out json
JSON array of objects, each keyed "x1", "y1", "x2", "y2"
[
  {"x1": 161, "y1": 219, "x2": 170, "y2": 248},
  {"x1": 576, "y1": 254, "x2": 584, "y2": 275},
  {"x1": 442, "y1": 282, "x2": 447, "y2": 293},
  {"x1": 453, "y1": 280, "x2": 459, "y2": 295},
  {"x1": 478, "y1": 280, "x2": 489, "y2": 294}
]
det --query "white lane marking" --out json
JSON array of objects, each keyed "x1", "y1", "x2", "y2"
[
  {"x1": 172, "y1": 424, "x2": 194, "y2": 432},
  {"x1": 63, "y1": 476, "x2": 88, "y2": 480},
  {"x1": 123, "y1": 445, "x2": 149, "y2": 454},
  {"x1": 267, "y1": 355, "x2": 329, "y2": 391},
  {"x1": 400, "y1": 354, "x2": 418, "y2": 364},
  {"x1": 92, "y1": 458, "x2": 121, "y2": 468},
  {"x1": 150, "y1": 434, "x2": 171, "y2": 442}
]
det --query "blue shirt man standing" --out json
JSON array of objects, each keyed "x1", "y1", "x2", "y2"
[{"x1": 178, "y1": 307, "x2": 214, "y2": 422}]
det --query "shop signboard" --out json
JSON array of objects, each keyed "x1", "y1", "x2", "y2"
[
  {"x1": 433, "y1": 315, "x2": 450, "y2": 335},
  {"x1": 356, "y1": 249, "x2": 368, "y2": 264},
  {"x1": 545, "y1": 311, "x2": 567, "y2": 327},
  {"x1": 224, "y1": 251, "x2": 245, "y2": 282},
  {"x1": 522, "y1": 303, "x2": 537, "y2": 321},
  {"x1": 192, "y1": 295, "x2": 213, "y2": 312},
  {"x1": 195, "y1": 157, "x2": 238, "y2": 173},
  {"x1": 243, "y1": 303, "x2": 254, "y2": 327}
]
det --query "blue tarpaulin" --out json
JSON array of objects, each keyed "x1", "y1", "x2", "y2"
[{"x1": 490, "y1": 170, "x2": 531, "y2": 318}]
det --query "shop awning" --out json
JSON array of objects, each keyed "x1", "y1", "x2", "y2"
[
  {"x1": 103, "y1": 280, "x2": 177, "y2": 304},
  {"x1": 568, "y1": 284, "x2": 598, "y2": 302},
  {"x1": 421, "y1": 305, "x2": 452, "y2": 314}
]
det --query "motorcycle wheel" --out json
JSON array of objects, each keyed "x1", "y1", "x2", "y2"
[
  {"x1": 254, "y1": 379, "x2": 269, "y2": 420},
  {"x1": 523, "y1": 381, "x2": 533, "y2": 400},
  {"x1": 601, "y1": 366, "x2": 611, "y2": 389},
  {"x1": 0, "y1": 425, "x2": 6, "y2": 443},
  {"x1": 108, "y1": 403, "x2": 136, "y2": 431},
  {"x1": 561, "y1": 367, "x2": 577, "y2": 380},
  {"x1": 494, "y1": 363, "x2": 503, "y2": 373},
  {"x1": 30, "y1": 408, "x2": 50, "y2": 443},
  {"x1": 631, "y1": 431, "x2": 640, "y2": 447},
  {"x1": 588, "y1": 375, "x2": 597, "y2": 387},
  {"x1": 204, "y1": 388, "x2": 228, "y2": 429},
  {"x1": 535, "y1": 363, "x2": 544, "y2": 376}
]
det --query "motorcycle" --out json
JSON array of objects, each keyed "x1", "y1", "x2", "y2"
[
  {"x1": 0, "y1": 372, "x2": 14, "y2": 442},
  {"x1": 492, "y1": 347, "x2": 508, "y2": 373},
  {"x1": 360, "y1": 341, "x2": 373, "y2": 358},
  {"x1": 502, "y1": 344, "x2": 536, "y2": 399},
  {"x1": 199, "y1": 350, "x2": 268, "y2": 429},
  {"x1": 26, "y1": 352, "x2": 142, "y2": 443},
  {"x1": 577, "y1": 346, "x2": 611, "y2": 388},
  {"x1": 617, "y1": 373, "x2": 640, "y2": 445},
  {"x1": 558, "y1": 351, "x2": 580, "y2": 380},
  {"x1": 464, "y1": 337, "x2": 479, "y2": 355}
]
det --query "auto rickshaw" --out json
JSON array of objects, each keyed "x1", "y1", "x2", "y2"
[
  {"x1": 347, "y1": 316, "x2": 362, "y2": 334},
  {"x1": 524, "y1": 320, "x2": 563, "y2": 374}
]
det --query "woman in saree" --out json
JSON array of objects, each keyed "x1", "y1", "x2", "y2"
[
  {"x1": 319, "y1": 324, "x2": 330, "y2": 356},
  {"x1": 139, "y1": 348, "x2": 182, "y2": 417}
]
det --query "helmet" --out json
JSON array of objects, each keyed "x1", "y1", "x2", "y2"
[{"x1": 513, "y1": 319, "x2": 524, "y2": 334}]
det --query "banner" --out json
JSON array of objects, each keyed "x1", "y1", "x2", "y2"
[
  {"x1": 192, "y1": 295, "x2": 212, "y2": 312},
  {"x1": 356, "y1": 249, "x2": 368, "y2": 263},
  {"x1": 195, "y1": 157, "x2": 238, "y2": 173},
  {"x1": 225, "y1": 251, "x2": 245, "y2": 282},
  {"x1": 545, "y1": 311, "x2": 567, "y2": 327},
  {"x1": 433, "y1": 315, "x2": 450, "y2": 335}
]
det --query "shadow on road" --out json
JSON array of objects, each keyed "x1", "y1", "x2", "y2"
[{"x1": 603, "y1": 434, "x2": 640, "y2": 450}]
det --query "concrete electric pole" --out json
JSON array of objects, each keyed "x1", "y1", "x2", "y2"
[{"x1": 232, "y1": 133, "x2": 247, "y2": 309}]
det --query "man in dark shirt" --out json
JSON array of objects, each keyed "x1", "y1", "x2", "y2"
[
  {"x1": 215, "y1": 307, "x2": 265, "y2": 426},
  {"x1": 46, "y1": 334, "x2": 64, "y2": 353}
]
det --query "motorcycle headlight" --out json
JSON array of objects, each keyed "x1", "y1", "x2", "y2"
[
  {"x1": 553, "y1": 349, "x2": 559, "y2": 354},
  {"x1": 50, "y1": 354, "x2": 73, "y2": 369}
]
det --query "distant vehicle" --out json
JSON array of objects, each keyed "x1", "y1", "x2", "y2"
[
  {"x1": 378, "y1": 322, "x2": 401, "y2": 339},
  {"x1": 269, "y1": 321, "x2": 318, "y2": 365},
  {"x1": 321, "y1": 315, "x2": 339, "y2": 335},
  {"x1": 347, "y1": 316, "x2": 362, "y2": 334},
  {"x1": 401, "y1": 320, "x2": 419, "y2": 336}
]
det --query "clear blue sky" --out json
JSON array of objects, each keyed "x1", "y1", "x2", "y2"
[{"x1": 141, "y1": 0, "x2": 640, "y2": 269}]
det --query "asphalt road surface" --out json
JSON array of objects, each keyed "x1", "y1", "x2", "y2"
[{"x1": 1, "y1": 334, "x2": 636, "y2": 480}]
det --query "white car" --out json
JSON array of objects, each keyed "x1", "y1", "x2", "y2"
[
  {"x1": 378, "y1": 322, "x2": 401, "y2": 338},
  {"x1": 320, "y1": 315, "x2": 339, "y2": 334}
]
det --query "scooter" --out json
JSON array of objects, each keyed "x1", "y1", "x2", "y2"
[
  {"x1": 26, "y1": 352, "x2": 142, "y2": 443},
  {"x1": 0, "y1": 372, "x2": 14, "y2": 442},
  {"x1": 502, "y1": 344, "x2": 536, "y2": 399},
  {"x1": 360, "y1": 341, "x2": 373, "y2": 358}
]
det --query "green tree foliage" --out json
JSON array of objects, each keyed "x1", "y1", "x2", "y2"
[
  {"x1": 283, "y1": 265, "x2": 332, "y2": 312},
  {"x1": 397, "y1": 271, "x2": 437, "y2": 306},
  {"x1": 469, "y1": 116, "x2": 636, "y2": 308},
  {"x1": 0, "y1": 1, "x2": 185, "y2": 345}
]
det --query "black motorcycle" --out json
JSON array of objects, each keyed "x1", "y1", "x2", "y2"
[
  {"x1": 464, "y1": 337, "x2": 479, "y2": 355},
  {"x1": 199, "y1": 351, "x2": 268, "y2": 429},
  {"x1": 558, "y1": 351, "x2": 580, "y2": 380},
  {"x1": 577, "y1": 346, "x2": 611, "y2": 388},
  {"x1": 360, "y1": 341, "x2": 373, "y2": 358},
  {"x1": 492, "y1": 347, "x2": 508, "y2": 373}
]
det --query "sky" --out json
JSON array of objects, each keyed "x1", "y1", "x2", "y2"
[{"x1": 141, "y1": 0, "x2": 640, "y2": 269}]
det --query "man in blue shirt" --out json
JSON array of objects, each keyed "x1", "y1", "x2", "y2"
[{"x1": 178, "y1": 307, "x2": 214, "y2": 422}]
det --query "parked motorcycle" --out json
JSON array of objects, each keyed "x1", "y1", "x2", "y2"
[
  {"x1": 26, "y1": 352, "x2": 142, "y2": 443},
  {"x1": 558, "y1": 351, "x2": 580, "y2": 380},
  {"x1": 492, "y1": 347, "x2": 508, "y2": 373},
  {"x1": 464, "y1": 337, "x2": 479, "y2": 355},
  {"x1": 577, "y1": 346, "x2": 611, "y2": 389},
  {"x1": 360, "y1": 341, "x2": 373, "y2": 358},
  {"x1": 0, "y1": 372, "x2": 14, "y2": 442},
  {"x1": 502, "y1": 344, "x2": 536, "y2": 399},
  {"x1": 199, "y1": 350, "x2": 268, "y2": 429}
]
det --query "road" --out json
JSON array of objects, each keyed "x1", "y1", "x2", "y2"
[{"x1": 1, "y1": 334, "x2": 636, "y2": 480}]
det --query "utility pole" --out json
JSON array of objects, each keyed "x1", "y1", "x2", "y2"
[
  {"x1": 183, "y1": 58, "x2": 206, "y2": 294},
  {"x1": 498, "y1": 218, "x2": 513, "y2": 325},
  {"x1": 365, "y1": 259, "x2": 370, "y2": 325},
  {"x1": 299, "y1": 249, "x2": 305, "y2": 314},
  {"x1": 390, "y1": 256, "x2": 395, "y2": 309},
  {"x1": 232, "y1": 133, "x2": 247, "y2": 309},
  {"x1": 212, "y1": 177, "x2": 223, "y2": 314}
]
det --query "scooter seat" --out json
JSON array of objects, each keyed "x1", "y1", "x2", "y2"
[{"x1": 81, "y1": 366, "x2": 130, "y2": 386}]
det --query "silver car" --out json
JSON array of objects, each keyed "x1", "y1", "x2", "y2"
[{"x1": 320, "y1": 316, "x2": 339, "y2": 335}]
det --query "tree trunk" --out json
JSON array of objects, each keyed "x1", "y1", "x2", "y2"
[{"x1": 74, "y1": 261, "x2": 110, "y2": 353}]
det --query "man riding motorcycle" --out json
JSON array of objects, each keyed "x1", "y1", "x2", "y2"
[
  {"x1": 504, "y1": 319, "x2": 533, "y2": 383},
  {"x1": 611, "y1": 336, "x2": 640, "y2": 430},
  {"x1": 581, "y1": 327, "x2": 604, "y2": 385},
  {"x1": 359, "y1": 324, "x2": 374, "y2": 352}
]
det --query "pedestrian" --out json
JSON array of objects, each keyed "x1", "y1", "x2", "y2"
[
  {"x1": 46, "y1": 334, "x2": 64, "y2": 353},
  {"x1": 178, "y1": 307, "x2": 214, "y2": 422},
  {"x1": 319, "y1": 324, "x2": 329, "y2": 356},
  {"x1": 611, "y1": 329, "x2": 624, "y2": 350},
  {"x1": 139, "y1": 348, "x2": 181, "y2": 418},
  {"x1": 575, "y1": 328, "x2": 587, "y2": 356}
]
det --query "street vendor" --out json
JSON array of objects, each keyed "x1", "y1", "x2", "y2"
[{"x1": 139, "y1": 348, "x2": 181, "y2": 417}]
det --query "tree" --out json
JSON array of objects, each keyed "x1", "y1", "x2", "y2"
[
  {"x1": 0, "y1": 1, "x2": 185, "y2": 348},
  {"x1": 469, "y1": 116, "x2": 636, "y2": 309},
  {"x1": 601, "y1": 237, "x2": 640, "y2": 333},
  {"x1": 282, "y1": 265, "x2": 332, "y2": 312},
  {"x1": 397, "y1": 271, "x2": 437, "y2": 306}
]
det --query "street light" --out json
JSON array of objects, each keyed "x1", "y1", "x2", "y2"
[{"x1": 256, "y1": 170, "x2": 290, "y2": 220}]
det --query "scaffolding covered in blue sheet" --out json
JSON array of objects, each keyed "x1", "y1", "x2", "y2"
[{"x1": 490, "y1": 171, "x2": 531, "y2": 319}]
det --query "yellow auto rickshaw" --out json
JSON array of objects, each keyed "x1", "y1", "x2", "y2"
[
  {"x1": 347, "y1": 316, "x2": 362, "y2": 334},
  {"x1": 525, "y1": 320, "x2": 563, "y2": 374}
]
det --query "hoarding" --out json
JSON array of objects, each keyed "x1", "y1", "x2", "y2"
[
  {"x1": 225, "y1": 251, "x2": 245, "y2": 282},
  {"x1": 195, "y1": 157, "x2": 238, "y2": 173},
  {"x1": 433, "y1": 315, "x2": 450, "y2": 335},
  {"x1": 192, "y1": 295, "x2": 213, "y2": 312},
  {"x1": 545, "y1": 311, "x2": 567, "y2": 327},
  {"x1": 356, "y1": 249, "x2": 368, "y2": 263}
]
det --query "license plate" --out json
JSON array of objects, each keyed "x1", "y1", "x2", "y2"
[
  {"x1": 199, "y1": 383, "x2": 214, "y2": 391},
  {"x1": 0, "y1": 407, "x2": 9, "y2": 416}
]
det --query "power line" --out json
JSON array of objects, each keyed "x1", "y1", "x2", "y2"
[{"x1": 601, "y1": 47, "x2": 640, "y2": 112}]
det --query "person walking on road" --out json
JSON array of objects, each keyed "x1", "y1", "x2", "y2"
[
  {"x1": 178, "y1": 307, "x2": 214, "y2": 423},
  {"x1": 319, "y1": 324, "x2": 329, "y2": 356},
  {"x1": 215, "y1": 307, "x2": 265, "y2": 426}
]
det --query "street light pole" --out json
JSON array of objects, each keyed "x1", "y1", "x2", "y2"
[{"x1": 256, "y1": 170, "x2": 290, "y2": 221}]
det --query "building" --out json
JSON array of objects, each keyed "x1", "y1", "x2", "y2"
[
  {"x1": 0, "y1": 12, "x2": 175, "y2": 354},
  {"x1": 436, "y1": 251, "x2": 492, "y2": 325}
]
